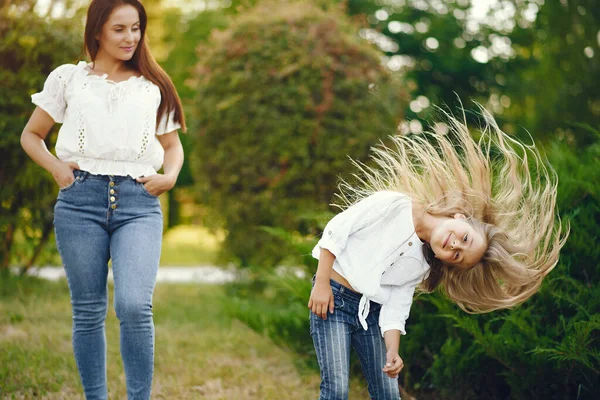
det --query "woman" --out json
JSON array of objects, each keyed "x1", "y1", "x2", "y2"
[
  {"x1": 20, "y1": 1, "x2": 185, "y2": 398},
  {"x1": 308, "y1": 108, "x2": 567, "y2": 399}
]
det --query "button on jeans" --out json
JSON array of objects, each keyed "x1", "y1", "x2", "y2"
[
  {"x1": 310, "y1": 278, "x2": 400, "y2": 400},
  {"x1": 53, "y1": 170, "x2": 163, "y2": 400}
]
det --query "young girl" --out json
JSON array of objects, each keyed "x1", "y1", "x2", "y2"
[
  {"x1": 308, "y1": 108, "x2": 567, "y2": 399},
  {"x1": 20, "y1": 1, "x2": 185, "y2": 398}
]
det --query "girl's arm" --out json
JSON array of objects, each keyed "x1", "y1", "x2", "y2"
[
  {"x1": 382, "y1": 329, "x2": 404, "y2": 378},
  {"x1": 308, "y1": 248, "x2": 336, "y2": 320},
  {"x1": 20, "y1": 107, "x2": 79, "y2": 188},
  {"x1": 136, "y1": 130, "x2": 184, "y2": 196}
]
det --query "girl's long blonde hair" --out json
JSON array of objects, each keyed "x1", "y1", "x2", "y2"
[{"x1": 336, "y1": 105, "x2": 568, "y2": 313}]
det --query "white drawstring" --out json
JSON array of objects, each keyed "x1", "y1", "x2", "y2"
[
  {"x1": 108, "y1": 84, "x2": 125, "y2": 113},
  {"x1": 358, "y1": 295, "x2": 370, "y2": 330}
]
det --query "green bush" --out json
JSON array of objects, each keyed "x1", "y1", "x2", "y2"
[
  {"x1": 189, "y1": 0, "x2": 407, "y2": 266},
  {"x1": 224, "y1": 268, "x2": 316, "y2": 367},
  {"x1": 223, "y1": 211, "x2": 332, "y2": 368},
  {"x1": 0, "y1": 7, "x2": 82, "y2": 272}
]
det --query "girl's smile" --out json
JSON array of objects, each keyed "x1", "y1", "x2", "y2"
[
  {"x1": 431, "y1": 217, "x2": 486, "y2": 268},
  {"x1": 413, "y1": 206, "x2": 487, "y2": 269}
]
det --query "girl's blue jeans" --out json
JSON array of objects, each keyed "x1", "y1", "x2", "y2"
[
  {"x1": 53, "y1": 170, "x2": 163, "y2": 400},
  {"x1": 310, "y1": 278, "x2": 400, "y2": 400}
]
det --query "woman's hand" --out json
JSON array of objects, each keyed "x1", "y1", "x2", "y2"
[
  {"x1": 382, "y1": 352, "x2": 404, "y2": 378},
  {"x1": 308, "y1": 280, "x2": 335, "y2": 320},
  {"x1": 136, "y1": 174, "x2": 176, "y2": 196},
  {"x1": 52, "y1": 161, "x2": 80, "y2": 188}
]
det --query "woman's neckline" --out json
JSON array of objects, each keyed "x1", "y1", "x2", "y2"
[{"x1": 79, "y1": 61, "x2": 144, "y2": 84}]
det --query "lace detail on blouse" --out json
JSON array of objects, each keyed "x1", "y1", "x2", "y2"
[
  {"x1": 137, "y1": 111, "x2": 152, "y2": 161},
  {"x1": 135, "y1": 83, "x2": 154, "y2": 161},
  {"x1": 77, "y1": 104, "x2": 86, "y2": 156}
]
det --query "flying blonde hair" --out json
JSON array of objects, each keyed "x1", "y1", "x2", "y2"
[{"x1": 336, "y1": 105, "x2": 568, "y2": 313}]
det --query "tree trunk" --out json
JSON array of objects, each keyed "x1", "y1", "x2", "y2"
[
  {"x1": 1, "y1": 222, "x2": 15, "y2": 270},
  {"x1": 20, "y1": 219, "x2": 54, "y2": 276},
  {"x1": 167, "y1": 189, "x2": 180, "y2": 228},
  {"x1": 0, "y1": 193, "x2": 21, "y2": 270}
]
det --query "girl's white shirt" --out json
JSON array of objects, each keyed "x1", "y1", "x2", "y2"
[
  {"x1": 312, "y1": 191, "x2": 431, "y2": 337},
  {"x1": 31, "y1": 61, "x2": 181, "y2": 178}
]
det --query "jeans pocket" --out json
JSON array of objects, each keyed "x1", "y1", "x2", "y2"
[
  {"x1": 139, "y1": 181, "x2": 158, "y2": 198},
  {"x1": 58, "y1": 170, "x2": 88, "y2": 193},
  {"x1": 59, "y1": 179, "x2": 77, "y2": 193},
  {"x1": 333, "y1": 292, "x2": 345, "y2": 310}
]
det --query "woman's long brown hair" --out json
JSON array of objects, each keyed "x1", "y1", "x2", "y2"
[{"x1": 83, "y1": 0, "x2": 186, "y2": 132}]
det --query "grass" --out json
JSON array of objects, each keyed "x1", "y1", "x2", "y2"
[
  {"x1": 159, "y1": 225, "x2": 224, "y2": 266},
  {"x1": 0, "y1": 276, "x2": 370, "y2": 399}
]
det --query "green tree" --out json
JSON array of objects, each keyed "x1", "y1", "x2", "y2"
[
  {"x1": 346, "y1": 0, "x2": 514, "y2": 129},
  {"x1": 0, "y1": 5, "x2": 82, "y2": 273},
  {"x1": 348, "y1": 0, "x2": 599, "y2": 145},
  {"x1": 189, "y1": 0, "x2": 407, "y2": 265},
  {"x1": 502, "y1": 0, "x2": 600, "y2": 145}
]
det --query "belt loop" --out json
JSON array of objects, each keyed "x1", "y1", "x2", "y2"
[{"x1": 74, "y1": 169, "x2": 88, "y2": 182}]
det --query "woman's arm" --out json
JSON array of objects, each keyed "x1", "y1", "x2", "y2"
[
  {"x1": 20, "y1": 107, "x2": 79, "y2": 188},
  {"x1": 137, "y1": 130, "x2": 184, "y2": 196},
  {"x1": 158, "y1": 130, "x2": 184, "y2": 182},
  {"x1": 308, "y1": 248, "x2": 336, "y2": 320}
]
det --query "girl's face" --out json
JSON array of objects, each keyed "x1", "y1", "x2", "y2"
[
  {"x1": 429, "y1": 214, "x2": 487, "y2": 269},
  {"x1": 97, "y1": 5, "x2": 141, "y2": 62}
]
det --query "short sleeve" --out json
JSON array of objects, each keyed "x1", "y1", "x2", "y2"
[
  {"x1": 312, "y1": 191, "x2": 408, "y2": 259},
  {"x1": 156, "y1": 110, "x2": 181, "y2": 135},
  {"x1": 31, "y1": 64, "x2": 77, "y2": 123}
]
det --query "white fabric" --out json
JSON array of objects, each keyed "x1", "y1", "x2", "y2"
[
  {"x1": 31, "y1": 62, "x2": 181, "y2": 178},
  {"x1": 312, "y1": 191, "x2": 430, "y2": 336}
]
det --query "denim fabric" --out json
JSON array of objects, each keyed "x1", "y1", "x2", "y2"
[
  {"x1": 310, "y1": 278, "x2": 400, "y2": 400},
  {"x1": 53, "y1": 170, "x2": 163, "y2": 400}
]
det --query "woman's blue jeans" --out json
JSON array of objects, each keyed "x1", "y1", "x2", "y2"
[
  {"x1": 310, "y1": 279, "x2": 400, "y2": 400},
  {"x1": 53, "y1": 170, "x2": 163, "y2": 400}
]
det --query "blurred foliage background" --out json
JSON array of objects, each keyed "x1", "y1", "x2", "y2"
[{"x1": 1, "y1": 0, "x2": 598, "y2": 398}]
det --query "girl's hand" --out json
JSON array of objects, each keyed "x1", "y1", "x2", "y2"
[
  {"x1": 308, "y1": 280, "x2": 335, "y2": 320},
  {"x1": 52, "y1": 161, "x2": 80, "y2": 188},
  {"x1": 136, "y1": 174, "x2": 176, "y2": 196},
  {"x1": 382, "y1": 352, "x2": 404, "y2": 378}
]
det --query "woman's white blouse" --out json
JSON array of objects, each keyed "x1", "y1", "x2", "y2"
[
  {"x1": 31, "y1": 61, "x2": 181, "y2": 178},
  {"x1": 312, "y1": 191, "x2": 431, "y2": 336}
]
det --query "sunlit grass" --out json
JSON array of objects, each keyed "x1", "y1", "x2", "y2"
[
  {"x1": 160, "y1": 225, "x2": 224, "y2": 266},
  {"x1": 0, "y1": 276, "x2": 370, "y2": 399}
]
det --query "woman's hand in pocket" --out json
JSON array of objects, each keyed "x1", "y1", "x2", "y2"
[
  {"x1": 136, "y1": 174, "x2": 176, "y2": 196},
  {"x1": 52, "y1": 161, "x2": 80, "y2": 189}
]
